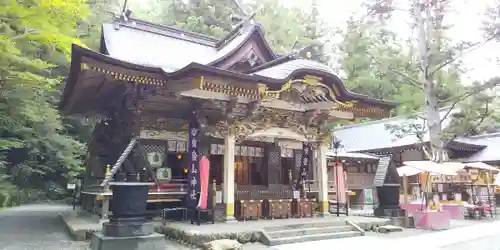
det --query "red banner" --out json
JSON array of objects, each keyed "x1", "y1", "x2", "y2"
[{"x1": 197, "y1": 156, "x2": 210, "y2": 209}]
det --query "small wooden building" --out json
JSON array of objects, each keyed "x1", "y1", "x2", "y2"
[
  {"x1": 334, "y1": 109, "x2": 490, "y2": 206},
  {"x1": 60, "y1": 15, "x2": 397, "y2": 220}
]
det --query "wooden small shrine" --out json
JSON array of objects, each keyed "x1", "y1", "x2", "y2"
[{"x1": 60, "y1": 14, "x2": 398, "y2": 221}]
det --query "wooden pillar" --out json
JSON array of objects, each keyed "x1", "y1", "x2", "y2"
[
  {"x1": 317, "y1": 144, "x2": 330, "y2": 215},
  {"x1": 403, "y1": 174, "x2": 410, "y2": 227},
  {"x1": 312, "y1": 150, "x2": 318, "y2": 192},
  {"x1": 223, "y1": 133, "x2": 236, "y2": 222}
]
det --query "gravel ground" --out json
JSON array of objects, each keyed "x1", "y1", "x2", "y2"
[
  {"x1": 0, "y1": 204, "x2": 193, "y2": 250},
  {"x1": 0, "y1": 204, "x2": 88, "y2": 250},
  {"x1": 2, "y1": 204, "x2": 499, "y2": 250}
]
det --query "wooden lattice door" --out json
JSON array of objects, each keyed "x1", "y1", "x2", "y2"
[{"x1": 264, "y1": 145, "x2": 282, "y2": 185}]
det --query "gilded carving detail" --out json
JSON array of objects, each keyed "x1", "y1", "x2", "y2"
[
  {"x1": 205, "y1": 107, "x2": 335, "y2": 143},
  {"x1": 79, "y1": 62, "x2": 166, "y2": 86},
  {"x1": 256, "y1": 76, "x2": 357, "y2": 110},
  {"x1": 140, "y1": 115, "x2": 188, "y2": 131},
  {"x1": 199, "y1": 76, "x2": 260, "y2": 99}
]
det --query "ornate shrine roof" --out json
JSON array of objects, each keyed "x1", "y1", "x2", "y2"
[{"x1": 61, "y1": 15, "x2": 399, "y2": 121}]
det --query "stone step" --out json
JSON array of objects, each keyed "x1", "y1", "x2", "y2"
[
  {"x1": 267, "y1": 225, "x2": 355, "y2": 238},
  {"x1": 266, "y1": 231, "x2": 362, "y2": 246},
  {"x1": 377, "y1": 225, "x2": 404, "y2": 234},
  {"x1": 263, "y1": 221, "x2": 346, "y2": 232}
]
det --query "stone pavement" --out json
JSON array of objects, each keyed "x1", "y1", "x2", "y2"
[
  {"x1": 396, "y1": 219, "x2": 500, "y2": 249},
  {"x1": 0, "y1": 204, "x2": 192, "y2": 250},
  {"x1": 0, "y1": 204, "x2": 89, "y2": 250},
  {"x1": 2, "y1": 204, "x2": 500, "y2": 250}
]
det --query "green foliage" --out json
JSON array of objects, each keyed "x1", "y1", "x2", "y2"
[
  {"x1": 0, "y1": 0, "x2": 87, "y2": 196},
  {"x1": 337, "y1": 19, "x2": 466, "y2": 117},
  {"x1": 135, "y1": 0, "x2": 327, "y2": 56},
  {"x1": 444, "y1": 78, "x2": 500, "y2": 139},
  {"x1": 249, "y1": 0, "x2": 318, "y2": 55},
  {"x1": 135, "y1": 0, "x2": 235, "y2": 38},
  {"x1": 78, "y1": 0, "x2": 121, "y2": 50},
  {"x1": 302, "y1": 0, "x2": 329, "y2": 63},
  {"x1": 351, "y1": 0, "x2": 500, "y2": 157},
  {"x1": 337, "y1": 20, "x2": 422, "y2": 116}
]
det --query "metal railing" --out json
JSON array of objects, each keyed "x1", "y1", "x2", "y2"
[{"x1": 100, "y1": 138, "x2": 137, "y2": 187}]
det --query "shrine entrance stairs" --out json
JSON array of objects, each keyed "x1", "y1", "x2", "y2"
[{"x1": 260, "y1": 220, "x2": 364, "y2": 246}]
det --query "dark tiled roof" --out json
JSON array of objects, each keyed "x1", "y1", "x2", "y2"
[
  {"x1": 334, "y1": 108, "x2": 462, "y2": 152},
  {"x1": 100, "y1": 18, "x2": 272, "y2": 72},
  {"x1": 208, "y1": 25, "x2": 263, "y2": 66},
  {"x1": 101, "y1": 23, "x2": 216, "y2": 72},
  {"x1": 81, "y1": 17, "x2": 398, "y2": 109},
  {"x1": 462, "y1": 133, "x2": 500, "y2": 162}
]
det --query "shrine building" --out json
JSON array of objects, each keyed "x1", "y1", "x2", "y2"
[{"x1": 60, "y1": 14, "x2": 398, "y2": 220}]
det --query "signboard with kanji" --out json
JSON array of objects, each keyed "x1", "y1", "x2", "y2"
[
  {"x1": 187, "y1": 116, "x2": 200, "y2": 208},
  {"x1": 295, "y1": 143, "x2": 311, "y2": 192}
]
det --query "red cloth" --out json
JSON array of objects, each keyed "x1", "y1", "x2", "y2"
[{"x1": 197, "y1": 156, "x2": 210, "y2": 209}]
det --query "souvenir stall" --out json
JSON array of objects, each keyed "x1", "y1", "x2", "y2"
[
  {"x1": 431, "y1": 170, "x2": 471, "y2": 220},
  {"x1": 462, "y1": 162, "x2": 498, "y2": 219},
  {"x1": 398, "y1": 161, "x2": 465, "y2": 230}
]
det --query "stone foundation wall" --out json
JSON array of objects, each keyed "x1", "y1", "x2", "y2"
[{"x1": 159, "y1": 226, "x2": 263, "y2": 249}]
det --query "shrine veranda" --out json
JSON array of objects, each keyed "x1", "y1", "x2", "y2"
[{"x1": 60, "y1": 15, "x2": 398, "y2": 220}]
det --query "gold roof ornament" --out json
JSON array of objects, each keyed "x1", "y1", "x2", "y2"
[{"x1": 256, "y1": 75, "x2": 356, "y2": 109}]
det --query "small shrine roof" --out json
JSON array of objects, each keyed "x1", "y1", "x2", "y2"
[
  {"x1": 461, "y1": 133, "x2": 500, "y2": 163},
  {"x1": 334, "y1": 107, "x2": 486, "y2": 153}
]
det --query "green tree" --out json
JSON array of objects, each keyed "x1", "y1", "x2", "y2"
[
  {"x1": 338, "y1": 20, "x2": 422, "y2": 116},
  {"x1": 364, "y1": 0, "x2": 500, "y2": 161},
  {"x1": 135, "y1": 0, "x2": 235, "y2": 38},
  {"x1": 78, "y1": 0, "x2": 121, "y2": 50},
  {"x1": 302, "y1": 0, "x2": 329, "y2": 63},
  {"x1": 0, "y1": 0, "x2": 87, "y2": 198},
  {"x1": 337, "y1": 18, "x2": 465, "y2": 117},
  {"x1": 248, "y1": 0, "x2": 319, "y2": 54},
  {"x1": 135, "y1": 0, "x2": 328, "y2": 56}
]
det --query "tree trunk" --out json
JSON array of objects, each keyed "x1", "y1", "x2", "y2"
[
  {"x1": 414, "y1": 0, "x2": 447, "y2": 162},
  {"x1": 424, "y1": 79, "x2": 445, "y2": 162}
]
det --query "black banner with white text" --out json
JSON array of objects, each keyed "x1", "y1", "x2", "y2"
[{"x1": 187, "y1": 116, "x2": 200, "y2": 208}]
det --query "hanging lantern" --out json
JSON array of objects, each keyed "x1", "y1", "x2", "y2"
[
  {"x1": 177, "y1": 153, "x2": 183, "y2": 160},
  {"x1": 147, "y1": 151, "x2": 164, "y2": 168}
]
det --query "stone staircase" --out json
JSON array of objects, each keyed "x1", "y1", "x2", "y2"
[{"x1": 260, "y1": 221, "x2": 365, "y2": 246}]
